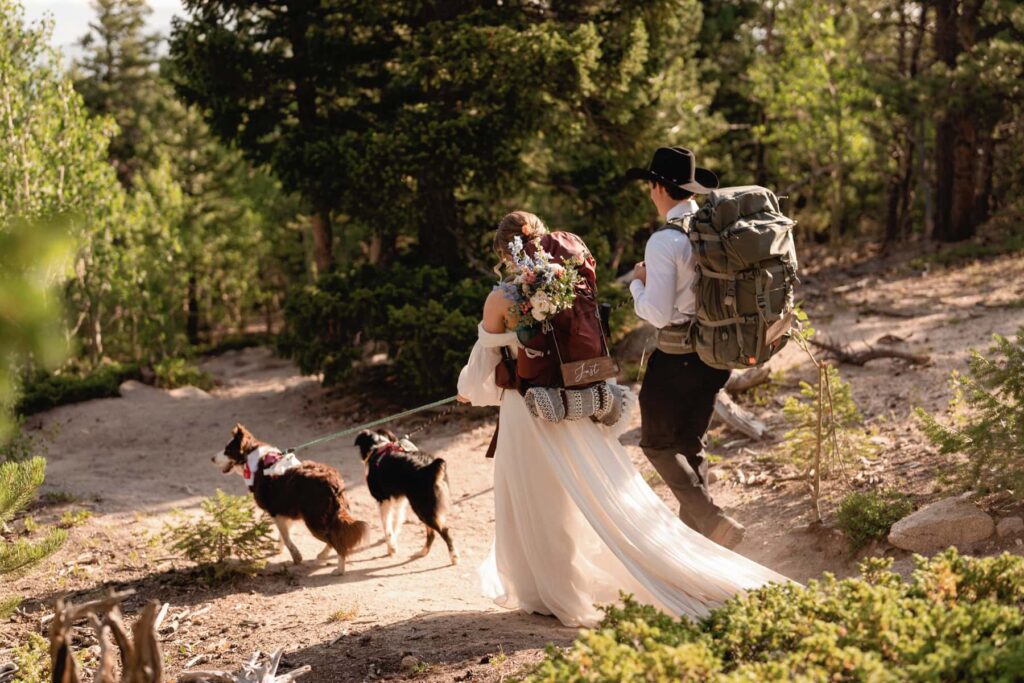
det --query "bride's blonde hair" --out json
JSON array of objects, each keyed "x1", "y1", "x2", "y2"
[{"x1": 493, "y1": 211, "x2": 549, "y2": 270}]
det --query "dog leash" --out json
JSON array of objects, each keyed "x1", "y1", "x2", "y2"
[{"x1": 285, "y1": 395, "x2": 460, "y2": 454}]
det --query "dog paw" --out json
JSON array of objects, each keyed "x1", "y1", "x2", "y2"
[
  {"x1": 290, "y1": 554, "x2": 304, "y2": 565},
  {"x1": 411, "y1": 548, "x2": 429, "y2": 559},
  {"x1": 449, "y1": 552, "x2": 461, "y2": 566},
  {"x1": 331, "y1": 567, "x2": 346, "y2": 576},
  {"x1": 386, "y1": 545, "x2": 397, "y2": 557}
]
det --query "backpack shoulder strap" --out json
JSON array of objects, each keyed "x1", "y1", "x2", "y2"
[{"x1": 657, "y1": 215, "x2": 692, "y2": 235}]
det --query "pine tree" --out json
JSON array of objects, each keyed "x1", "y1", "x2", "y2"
[
  {"x1": 74, "y1": 0, "x2": 162, "y2": 187},
  {"x1": 0, "y1": 457, "x2": 67, "y2": 616},
  {"x1": 917, "y1": 327, "x2": 1024, "y2": 497}
]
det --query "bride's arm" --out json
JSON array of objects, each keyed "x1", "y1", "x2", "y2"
[{"x1": 456, "y1": 288, "x2": 513, "y2": 406}]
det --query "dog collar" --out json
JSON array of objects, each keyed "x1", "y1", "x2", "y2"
[{"x1": 243, "y1": 446, "x2": 289, "y2": 486}]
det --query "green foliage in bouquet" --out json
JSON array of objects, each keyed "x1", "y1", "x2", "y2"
[
  {"x1": 917, "y1": 327, "x2": 1024, "y2": 498},
  {"x1": 0, "y1": 457, "x2": 68, "y2": 616},
  {"x1": 836, "y1": 490, "x2": 914, "y2": 549},
  {"x1": 164, "y1": 490, "x2": 275, "y2": 580},
  {"x1": 526, "y1": 549, "x2": 1024, "y2": 681},
  {"x1": 278, "y1": 264, "x2": 490, "y2": 397}
]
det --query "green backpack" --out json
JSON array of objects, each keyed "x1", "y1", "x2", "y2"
[{"x1": 664, "y1": 185, "x2": 799, "y2": 370}]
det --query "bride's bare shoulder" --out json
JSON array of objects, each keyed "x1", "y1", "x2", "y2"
[{"x1": 483, "y1": 286, "x2": 514, "y2": 333}]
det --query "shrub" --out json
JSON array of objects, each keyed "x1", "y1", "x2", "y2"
[
  {"x1": 525, "y1": 549, "x2": 1024, "y2": 682},
  {"x1": 836, "y1": 490, "x2": 914, "y2": 549},
  {"x1": 164, "y1": 490, "x2": 275, "y2": 580},
  {"x1": 16, "y1": 362, "x2": 141, "y2": 416},
  {"x1": 0, "y1": 416, "x2": 43, "y2": 464},
  {"x1": 780, "y1": 363, "x2": 877, "y2": 519},
  {"x1": 0, "y1": 457, "x2": 67, "y2": 616},
  {"x1": 153, "y1": 357, "x2": 213, "y2": 390},
  {"x1": 11, "y1": 633, "x2": 50, "y2": 683},
  {"x1": 917, "y1": 327, "x2": 1024, "y2": 498},
  {"x1": 278, "y1": 263, "x2": 491, "y2": 397}
]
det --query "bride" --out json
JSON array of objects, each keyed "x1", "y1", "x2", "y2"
[{"x1": 457, "y1": 210, "x2": 788, "y2": 628}]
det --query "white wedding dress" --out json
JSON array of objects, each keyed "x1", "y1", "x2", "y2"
[{"x1": 458, "y1": 323, "x2": 789, "y2": 627}]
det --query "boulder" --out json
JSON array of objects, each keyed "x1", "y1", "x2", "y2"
[
  {"x1": 614, "y1": 323, "x2": 657, "y2": 365},
  {"x1": 118, "y1": 380, "x2": 159, "y2": 400},
  {"x1": 888, "y1": 495, "x2": 994, "y2": 553},
  {"x1": 168, "y1": 385, "x2": 212, "y2": 400},
  {"x1": 997, "y1": 516, "x2": 1024, "y2": 538}
]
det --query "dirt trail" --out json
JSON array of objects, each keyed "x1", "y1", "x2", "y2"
[{"x1": 6, "y1": 250, "x2": 1024, "y2": 681}]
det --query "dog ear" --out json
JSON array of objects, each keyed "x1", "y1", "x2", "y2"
[
  {"x1": 233, "y1": 423, "x2": 246, "y2": 436},
  {"x1": 377, "y1": 428, "x2": 398, "y2": 441}
]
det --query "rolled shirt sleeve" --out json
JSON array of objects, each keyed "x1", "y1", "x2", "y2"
[{"x1": 631, "y1": 231, "x2": 685, "y2": 329}]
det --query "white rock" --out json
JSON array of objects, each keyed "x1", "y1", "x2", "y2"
[
  {"x1": 888, "y1": 495, "x2": 994, "y2": 553},
  {"x1": 168, "y1": 385, "x2": 212, "y2": 400},
  {"x1": 997, "y1": 516, "x2": 1024, "y2": 538},
  {"x1": 118, "y1": 380, "x2": 158, "y2": 400}
]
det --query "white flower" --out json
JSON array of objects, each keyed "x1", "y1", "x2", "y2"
[{"x1": 530, "y1": 291, "x2": 553, "y2": 320}]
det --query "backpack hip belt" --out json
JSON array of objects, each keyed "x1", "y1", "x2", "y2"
[{"x1": 656, "y1": 321, "x2": 695, "y2": 355}]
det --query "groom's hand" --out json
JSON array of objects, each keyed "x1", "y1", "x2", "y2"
[{"x1": 632, "y1": 262, "x2": 647, "y2": 285}]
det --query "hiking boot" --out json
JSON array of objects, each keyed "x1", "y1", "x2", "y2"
[{"x1": 706, "y1": 514, "x2": 745, "y2": 549}]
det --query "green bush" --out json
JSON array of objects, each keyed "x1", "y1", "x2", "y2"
[
  {"x1": 153, "y1": 357, "x2": 213, "y2": 390},
  {"x1": 10, "y1": 633, "x2": 49, "y2": 683},
  {"x1": 836, "y1": 490, "x2": 914, "y2": 549},
  {"x1": 279, "y1": 261, "x2": 633, "y2": 400},
  {"x1": 278, "y1": 263, "x2": 490, "y2": 397},
  {"x1": 917, "y1": 327, "x2": 1024, "y2": 498},
  {"x1": 526, "y1": 549, "x2": 1024, "y2": 682},
  {"x1": 16, "y1": 362, "x2": 141, "y2": 416},
  {"x1": 164, "y1": 490, "x2": 275, "y2": 580},
  {"x1": 781, "y1": 363, "x2": 877, "y2": 518},
  {"x1": 1, "y1": 457, "x2": 67, "y2": 616},
  {"x1": 0, "y1": 416, "x2": 43, "y2": 464}
]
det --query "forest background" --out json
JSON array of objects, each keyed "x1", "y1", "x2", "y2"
[{"x1": 3, "y1": 0, "x2": 1023, "y2": 418}]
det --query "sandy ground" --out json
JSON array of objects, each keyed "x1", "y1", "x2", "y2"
[{"x1": 4, "y1": 247, "x2": 1024, "y2": 681}]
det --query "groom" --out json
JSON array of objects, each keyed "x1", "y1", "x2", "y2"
[{"x1": 625, "y1": 147, "x2": 745, "y2": 549}]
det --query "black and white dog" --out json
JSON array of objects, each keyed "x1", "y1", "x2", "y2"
[{"x1": 353, "y1": 429, "x2": 459, "y2": 565}]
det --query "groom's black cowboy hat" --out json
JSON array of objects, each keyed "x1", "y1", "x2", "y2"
[{"x1": 625, "y1": 147, "x2": 719, "y2": 195}]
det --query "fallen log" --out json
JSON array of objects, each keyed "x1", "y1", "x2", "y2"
[
  {"x1": 713, "y1": 391, "x2": 768, "y2": 440},
  {"x1": 808, "y1": 337, "x2": 930, "y2": 366},
  {"x1": 179, "y1": 650, "x2": 311, "y2": 683},
  {"x1": 724, "y1": 367, "x2": 771, "y2": 395}
]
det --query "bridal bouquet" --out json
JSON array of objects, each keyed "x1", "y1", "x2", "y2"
[{"x1": 501, "y1": 236, "x2": 580, "y2": 333}]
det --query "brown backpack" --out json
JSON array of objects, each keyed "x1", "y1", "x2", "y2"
[{"x1": 497, "y1": 232, "x2": 616, "y2": 392}]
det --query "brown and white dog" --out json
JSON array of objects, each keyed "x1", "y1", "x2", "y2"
[
  {"x1": 354, "y1": 429, "x2": 459, "y2": 565},
  {"x1": 214, "y1": 423, "x2": 369, "y2": 575}
]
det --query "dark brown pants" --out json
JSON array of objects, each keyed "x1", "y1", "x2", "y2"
[{"x1": 639, "y1": 350, "x2": 731, "y2": 534}]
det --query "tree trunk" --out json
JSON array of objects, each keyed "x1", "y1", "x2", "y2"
[
  {"x1": 950, "y1": 114, "x2": 977, "y2": 239},
  {"x1": 417, "y1": 170, "x2": 462, "y2": 270},
  {"x1": 187, "y1": 272, "x2": 200, "y2": 346},
  {"x1": 932, "y1": 0, "x2": 985, "y2": 242},
  {"x1": 972, "y1": 129, "x2": 995, "y2": 225},
  {"x1": 932, "y1": 0, "x2": 959, "y2": 242},
  {"x1": 369, "y1": 229, "x2": 398, "y2": 266},
  {"x1": 310, "y1": 211, "x2": 333, "y2": 275},
  {"x1": 90, "y1": 298, "x2": 103, "y2": 366}
]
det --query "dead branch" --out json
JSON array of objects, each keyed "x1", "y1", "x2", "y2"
[
  {"x1": 724, "y1": 367, "x2": 771, "y2": 395},
  {"x1": 808, "y1": 337, "x2": 930, "y2": 366},
  {"x1": 857, "y1": 304, "x2": 921, "y2": 318},
  {"x1": 179, "y1": 650, "x2": 311, "y2": 683},
  {"x1": 713, "y1": 391, "x2": 768, "y2": 440}
]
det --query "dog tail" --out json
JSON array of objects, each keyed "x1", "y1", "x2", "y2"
[
  {"x1": 424, "y1": 457, "x2": 448, "y2": 485},
  {"x1": 332, "y1": 510, "x2": 371, "y2": 556},
  {"x1": 427, "y1": 458, "x2": 452, "y2": 516}
]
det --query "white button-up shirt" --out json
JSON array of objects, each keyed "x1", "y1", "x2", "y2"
[{"x1": 629, "y1": 200, "x2": 699, "y2": 329}]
